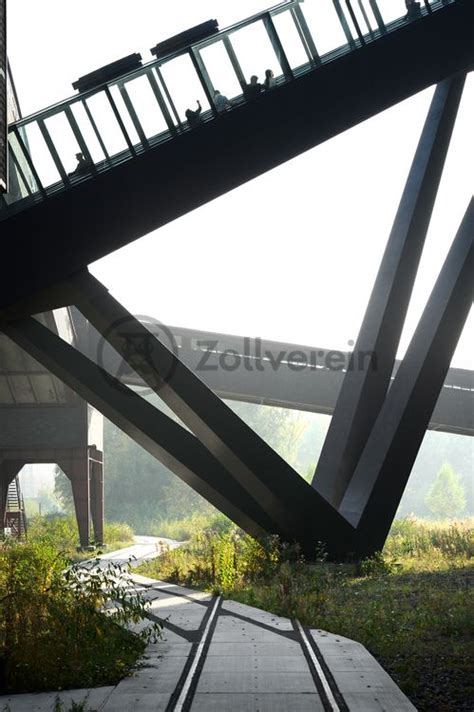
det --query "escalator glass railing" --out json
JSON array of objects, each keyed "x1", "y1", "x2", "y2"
[{"x1": 1, "y1": 0, "x2": 455, "y2": 217}]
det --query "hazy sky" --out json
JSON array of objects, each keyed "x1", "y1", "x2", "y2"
[{"x1": 7, "y1": 0, "x2": 473, "y2": 367}]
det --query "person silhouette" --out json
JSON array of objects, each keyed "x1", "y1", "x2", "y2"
[
  {"x1": 263, "y1": 69, "x2": 275, "y2": 90},
  {"x1": 214, "y1": 90, "x2": 231, "y2": 113},
  {"x1": 70, "y1": 152, "x2": 93, "y2": 176},
  {"x1": 185, "y1": 100, "x2": 202, "y2": 127},
  {"x1": 244, "y1": 75, "x2": 263, "y2": 101},
  {"x1": 405, "y1": 0, "x2": 421, "y2": 20}
]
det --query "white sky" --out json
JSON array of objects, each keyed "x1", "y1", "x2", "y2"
[{"x1": 7, "y1": 0, "x2": 473, "y2": 368}]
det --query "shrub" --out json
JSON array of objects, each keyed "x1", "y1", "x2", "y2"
[
  {"x1": 357, "y1": 551, "x2": 401, "y2": 577},
  {"x1": 150, "y1": 512, "x2": 231, "y2": 541},
  {"x1": 0, "y1": 540, "x2": 161, "y2": 693}
]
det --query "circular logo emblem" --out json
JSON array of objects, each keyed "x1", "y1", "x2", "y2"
[{"x1": 96, "y1": 315, "x2": 179, "y2": 397}]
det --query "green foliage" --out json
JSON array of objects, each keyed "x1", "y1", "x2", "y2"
[
  {"x1": 357, "y1": 551, "x2": 402, "y2": 577},
  {"x1": 94, "y1": 402, "x2": 317, "y2": 534},
  {"x1": 228, "y1": 401, "x2": 310, "y2": 470},
  {"x1": 52, "y1": 697, "x2": 89, "y2": 712},
  {"x1": 387, "y1": 517, "x2": 473, "y2": 559},
  {"x1": 53, "y1": 404, "x2": 473, "y2": 538},
  {"x1": 27, "y1": 514, "x2": 134, "y2": 558},
  {"x1": 0, "y1": 539, "x2": 162, "y2": 694},
  {"x1": 150, "y1": 512, "x2": 226, "y2": 541},
  {"x1": 53, "y1": 465, "x2": 74, "y2": 514},
  {"x1": 425, "y1": 463, "x2": 467, "y2": 518},
  {"x1": 138, "y1": 517, "x2": 474, "y2": 712}
]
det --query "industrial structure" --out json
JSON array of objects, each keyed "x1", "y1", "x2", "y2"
[
  {"x1": 0, "y1": 0, "x2": 472, "y2": 557},
  {"x1": 0, "y1": 0, "x2": 7, "y2": 192}
]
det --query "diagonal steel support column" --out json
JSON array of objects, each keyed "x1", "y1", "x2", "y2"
[
  {"x1": 312, "y1": 74, "x2": 466, "y2": 507},
  {"x1": 342, "y1": 199, "x2": 474, "y2": 556},
  {"x1": 60, "y1": 270, "x2": 354, "y2": 556},
  {"x1": 2, "y1": 316, "x2": 278, "y2": 539}
]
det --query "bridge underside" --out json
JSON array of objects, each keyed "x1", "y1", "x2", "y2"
[
  {"x1": 1, "y1": 4, "x2": 473, "y2": 558},
  {"x1": 4, "y1": 192, "x2": 472, "y2": 558}
]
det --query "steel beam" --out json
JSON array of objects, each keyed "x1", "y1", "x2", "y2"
[
  {"x1": 342, "y1": 199, "x2": 474, "y2": 555},
  {"x1": 222, "y1": 36, "x2": 247, "y2": 90},
  {"x1": 345, "y1": 1, "x2": 366, "y2": 44},
  {"x1": 313, "y1": 74, "x2": 466, "y2": 507},
  {"x1": 332, "y1": 0, "x2": 356, "y2": 50},
  {"x1": 62, "y1": 271, "x2": 355, "y2": 556},
  {"x1": 262, "y1": 13, "x2": 294, "y2": 81},
  {"x1": 368, "y1": 0, "x2": 387, "y2": 33},
  {"x1": 291, "y1": 5, "x2": 321, "y2": 66},
  {"x1": 2, "y1": 316, "x2": 279, "y2": 540}
]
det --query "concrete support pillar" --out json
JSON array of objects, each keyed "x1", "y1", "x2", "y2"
[
  {"x1": 59, "y1": 453, "x2": 90, "y2": 548},
  {"x1": 90, "y1": 454, "x2": 104, "y2": 546}
]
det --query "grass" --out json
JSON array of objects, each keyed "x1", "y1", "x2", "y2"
[
  {"x1": 26, "y1": 515, "x2": 135, "y2": 560},
  {"x1": 138, "y1": 516, "x2": 474, "y2": 712},
  {"x1": 149, "y1": 512, "x2": 228, "y2": 542}
]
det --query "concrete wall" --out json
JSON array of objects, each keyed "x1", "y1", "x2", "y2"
[{"x1": 0, "y1": 406, "x2": 88, "y2": 449}]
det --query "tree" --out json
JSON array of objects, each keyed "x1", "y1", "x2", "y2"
[
  {"x1": 54, "y1": 466, "x2": 74, "y2": 513},
  {"x1": 425, "y1": 463, "x2": 467, "y2": 518},
  {"x1": 102, "y1": 399, "x2": 312, "y2": 530},
  {"x1": 227, "y1": 401, "x2": 310, "y2": 473}
]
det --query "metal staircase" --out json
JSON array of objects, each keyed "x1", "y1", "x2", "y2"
[{"x1": 4, "y1": 476, "x2": 27, "y2": 537}]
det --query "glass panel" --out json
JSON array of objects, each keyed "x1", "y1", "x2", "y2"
[
  {"x1": 302, "y1": 0, "x2": 350, "y2": 56},
  {"x1": 122, "y1": 74, "x2": 169, "y2": 140},
  {"x1": 230, "y1": 21, "x2": 282, "y2": 85},
  {"x1": 4, "y1": 157, "x2": 27, "y2": 205},
  {"x1": 44, "y1": 112, "x2": 82, "y2": 176},
  {"x1": 152, "y1": 68, "x2": 181, "y2": 126},
  {"x1": 84, "y1": 92, "x2": 129, "y2": 158},
  {"x1": 334, "y1": 3, "x2": 362, "y2": 40},
  {"x1": 22, "y1": 121, "x2": 61, "y2": 188},
  {"x1": 109, "y1": 84, "x2": 141, "y2": 146},
  {"x1": 343, "y1": 1, "x2": 377, "y2": 36},
  {"x1": 272, "y1": 10, "x2": 311, "y2": 69},
  {"x1": 159, "y1": 53, "x2": 211, "y2": 122},
  {"x1": 8, "y1": 131, "x2": 37, "y2": 198},
  {"x1": 71, "y1": 101, "x2": 107, "y2": 165},
  {"x1": 376, "y1": 0, "x2": 407, "y2": 24},
  {"x1": 199, "y1": 41, "x2": 243, "y2": 100}
]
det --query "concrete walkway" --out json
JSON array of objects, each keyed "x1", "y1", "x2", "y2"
[
  {"x1": 94, "y1": 535, "x2": 182, "y2": 568},
  {"x1": 1, "y1": 540, "x2": 416, "y2": 711}
]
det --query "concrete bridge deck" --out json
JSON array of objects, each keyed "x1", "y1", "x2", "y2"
[{"x1": 0, "y1": 540, "x2": 416, "y2": 711}]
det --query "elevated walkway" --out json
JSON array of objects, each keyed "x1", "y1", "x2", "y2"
[
  {"x1": 0, "y1": 0, "x2": 472, "y2": 313},
  {"x1": 84, "y1": 321, "x2": 474, "y2": 436}
]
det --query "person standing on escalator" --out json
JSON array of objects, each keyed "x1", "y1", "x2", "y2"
[
  {"x1": 185, "y1": 100, "x2": 202, "y2": 128},
  {"x1": 405, "y1": 0, "x2": 422, "y2": 20}
]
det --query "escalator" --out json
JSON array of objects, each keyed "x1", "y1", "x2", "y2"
[{"x1": 0, "y1": 0, "x2": 472, "y2": 313}]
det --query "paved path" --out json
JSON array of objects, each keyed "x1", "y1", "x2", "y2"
[
  {"x1": 1, "y1": 541, "x2": 416, "y2": 711},
  {"x1": 94, "y1": 535, "x2": 182, "y2": 568}
]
